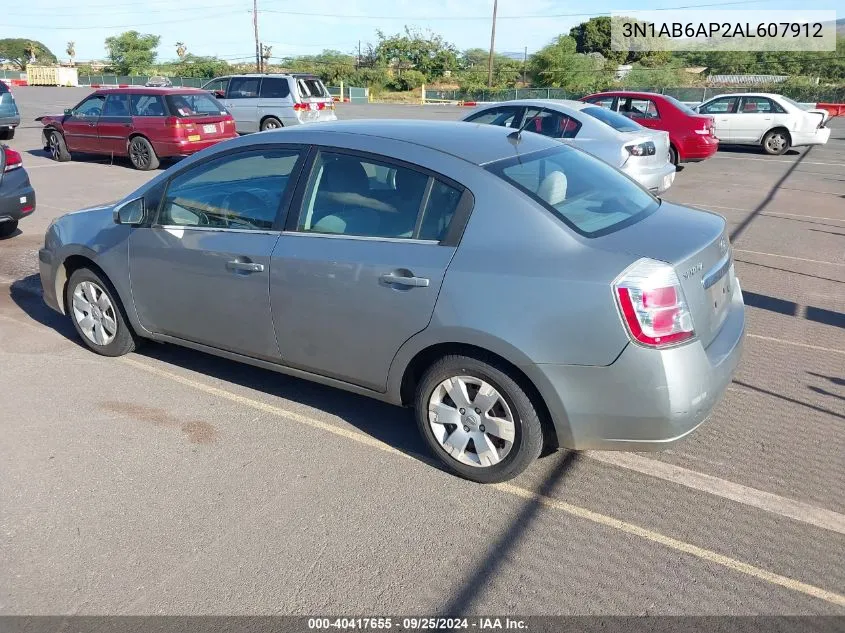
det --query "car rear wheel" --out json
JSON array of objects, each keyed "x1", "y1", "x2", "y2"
[
  {"x1": 0, "y1": 220, "x2": 18, "y2": 238},
  {"x1": 260, "y1": 117, "x2": 283, "y2": 131},
  {"x1": 0, "y1": 128, "x2": 14, "y2": 141},
  {"x1": 762, "y1": 129, "x2": 790, "y2": 155},
  {"x1": 669, "y1": 145, "x2": 679, "y2": 166},
  {"x1": 128, "y1": 136, "x2": 160, "y2": 171},
  {"x1": 66, "y1": 268, "x2": 136, "y2": 357},
  {"x1": 47, "y1": 130, "x2": 71, "y2": 162},
  {"x1": 415, "y1": 355, "x2": 543, "y2": 483}
]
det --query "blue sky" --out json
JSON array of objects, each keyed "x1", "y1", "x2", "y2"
[{"x1": 3, "y1": 0, "x2": 842, "y2": 64}]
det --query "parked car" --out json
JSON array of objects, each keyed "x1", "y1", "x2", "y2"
[
  {"x1": 145, "y1": 76, "x2": 173, "y2": 88},
  {"x1": 201, "y1": 73, "x2": 337, "y2": 133},
  {"x1": 693, "y1": 93, "x2": 831, "y2": 155},
  {"x1": 38, "y1": 120, "x2": 745, "y2": 483},
  {"x1": 580, "y1": 91, "x2": 718, "y2": 166},
  {"x1": 36, "y1": 87, "x2": 237, "y2": 170},
  {"x1": 462, "y1": 99, "x2": 677, "y2": 194},
  {"x1": 0, "y1": 144, "x2": 36, "y2": 238},
  {"x1": 0, "y1": 80, "x2": 21, "y2": 140}
]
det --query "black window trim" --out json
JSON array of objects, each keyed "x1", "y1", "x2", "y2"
[
  {"x1": 283, "y1": 145, "x2": 474, "y2": 247},
  {"x1": 147, "y1": 143, "x2": 309, "y2": 232}
]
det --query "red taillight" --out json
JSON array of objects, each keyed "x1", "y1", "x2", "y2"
[
  {"x1": 164, "y1": 116, "x2": 182, "y2": 127},
  {"x1": 293, "y1": 102, "x2": 326, "y2": 111},
  {"x1": 3, "y1": 146, "x2": 22, "y2": 172},
  {"x1": 293, "y1": 103, "x2": 307, "y2": 111},
  {"x1": 614, "y1": 259, "x2": 695, "y2": 348}
]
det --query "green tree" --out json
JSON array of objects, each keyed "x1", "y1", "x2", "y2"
[
  {"x1": 164, "y1": 54, "x2": 231, "y2": 79},
  {"x1": 374, "y1": 27, "x2": 458, "y2": 81},
  {"x1": 0, "y1": 38, "x2": 56, "y2": 70},
  {"x1": 389, "y1": 69, "x2": 426, "y2": 91},
  {"x1": 529, "y1": 35, "x2": 609, "y2": 93},
  {"x1": 105, "y1": 31, "x2": 160, "y2": 75},
  {"x1": 570, "y1": 17, "x2": 627, "y2": 65}
]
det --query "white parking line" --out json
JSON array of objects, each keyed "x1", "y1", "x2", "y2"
[
  {"x1": 734, "y1": 249, "x2": 845, "y2": 267},
  {"x1": 119, "y1": 356, "x2": 845, "y2": 608},
  {"x1": 762, "y1": 211, "x2": 845, "y2": 223},
  {"x1": 583, "y1": 451, "x2": 845, "y2": 536},
  {"x1": 678, "y1": 203, "x2": 845, "y2": 224},
  {"x1": 714, "y1": 156, "x2": 842, "y2": 167},
  {"x1": 748, "y1": 334, "x2": 845, "y2": 355}
]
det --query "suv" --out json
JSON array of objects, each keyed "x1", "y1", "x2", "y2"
[
  {"x1": 201, "y1": 73, "x2": 337, "y2": 134},
  {"x1": 36, "y1": 87, "x2": 237, "y2": 170},
  {"x1": 0, "y1": 80, "x2": 21, "y2": 140}
]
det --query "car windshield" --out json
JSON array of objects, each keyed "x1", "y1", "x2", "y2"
[
  {"x1": 663, "y1": 95, "x2": 698, "y2": 115},
  {"x1": 487, "y1": 145, "x2": 659, "y2": 237},
  {"x1": 581, "y1": 106, "x2": 642, "y2": 132},
  {"x1": 165, "y1": 93, "x2": 226, "y2": 117}
]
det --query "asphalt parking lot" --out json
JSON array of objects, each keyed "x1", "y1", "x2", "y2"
[{"x1": 1, "y1": 87, "x2": 843, "y2": 616}]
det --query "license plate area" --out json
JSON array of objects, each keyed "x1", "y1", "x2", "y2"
[
  {"x1": 706, "y1": 262, "x2": 733, "y2": 326},
  {"x1": 203, "y1": 124, "x2": 218, "y2": 134}
]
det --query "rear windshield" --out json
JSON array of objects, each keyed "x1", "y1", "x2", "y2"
[
  {"x1": 487, "y1": 145, "x2": 659, "y2": 238},
  {"x1": 581, "y1": 106, "x2": 642, "y2": 132},
  {"x1": 296, "y1": 78, "x2": 328, "y2": 99},
  {"x1": 165, "y1": 93, "x2": 227, "y2": 117},
  {"x1": 663, "y1": 95, "x2": 697, "y2": 115}
]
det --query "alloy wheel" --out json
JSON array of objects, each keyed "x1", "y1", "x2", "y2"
[
  {"x1": 49, "y1": 134, "x2": 60, "y2": 160},
  {"x1": 427, "y1": 375, "x2": 516, "y2": 468},
  {"x1": 71, "y1": 281, "x2": 118, "y2": 346},
  {"x1": 130, "y1": 139, "x2": 150, "y2": 168},
  {"x1": 766, "y1": 133, "x2": 786, "y2": 153}
]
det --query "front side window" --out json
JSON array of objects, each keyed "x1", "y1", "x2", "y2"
[
  {"x1": 130, "y1": 94, "x2": 166, "y2": 117},
  {"x1": 165, "y1": 93, "x2": 226, "y2": 117},
  {"x1": 488, "y1": 145, "x2": 659, "y2": 238},
  {"x1": 521, "y1": 108, "x2": 581, "y2": 139},
  {"x1": 464, "y1": 106, "x2": 520, "y2": 128},
  {"x1": 158, "y1": 149, "x2": 303, "y2": 230},
  {"x1": 297, "y1": 152, "x2": 461, "y2": 241},
  {"x1": 228, "y1": 77, "x2": 260, "y2": 99},
  {"x1": 700, "y1": 97, "x2": 738, "y2": 114},
  {"x1": 581, "y1": 106, "x2": 642, "y2": 132},
  {"x1": 260, "y1": 77, "x2": 291, "y2": 99},
  {"x1": 203, "y1": 77, "x2": 230, "y2": 96},
  {"x1": 73, "y1": 95, "x2": 105, "y2": 118}
]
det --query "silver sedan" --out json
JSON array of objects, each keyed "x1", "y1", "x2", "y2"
[
  {"x1": 463, "y1": 99, "x2": 677, "y2": 194},
  {"x1": 39, "y1": 120, "x2": 744, "y2": 483}
]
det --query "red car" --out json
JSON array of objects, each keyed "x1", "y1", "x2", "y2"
[
  {"x1": 580, "y1": 91, "x2": 718, "y2": 166},
  {"x1": 36, "y1": 87, "x2": 237, "y2": 170}
]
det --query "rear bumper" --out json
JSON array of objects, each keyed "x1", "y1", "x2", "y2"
[
  {"x1": 791, "y1": 127, "x2": 831, "y2": 147},
  {"x1": 678, "y1": 135, "x2": 719, "y2": 162},
  {"x1": 622, "y1": 160, "x2": 676, "y2": 194},
  {"x1": 0, "y1": 170, "x2": 36, "y2": 223},
  {"x1": 0, "y1": 114, "x2": 20, "y2": 129},
  {"x1": 156, "y1": 136, "x2": 237, "y2": 157},
  {"x1": 525, "y1": 281, "x2": 745, "y2": 451}
]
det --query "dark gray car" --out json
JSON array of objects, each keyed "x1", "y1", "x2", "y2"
[
  {"x1": 1, "y1": 145, "x2": 36, "y2": 238},
  {"x1": 38, "y1": 120, "x2": 745, "y2": 482}
]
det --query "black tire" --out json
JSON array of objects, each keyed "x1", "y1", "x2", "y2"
[
  {"x1": 128, "y1": 136, "x2": 160, "y2": 171},
  {"x1": 415, "y1": 354, "x2": 544, "y2": 483},
  {"x1": 260, "y1": 117, "x2": 283, "y2": 131},
  {"x1": 669, "y1": 145, "x2": 679, "y2": 166},
  {"x1": 0, "y1": 220, "x2": 18, "y2": 238},
  {"x1": 0, "y1": 128, "x2": 14, "y2": 141},
  {"x1": 762, "y1": 129, "x2": 790, "y2": 156},
  {"x1": 47, "y1": 130, "x2": 71, "y2": 162},
  {"x1": 65, "y1": 268, "x2": 137, "y2": 357}
]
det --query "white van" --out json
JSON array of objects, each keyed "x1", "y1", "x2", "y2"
[{"x1": 202, "y1": 73, "x2": 337, "y2": 134}]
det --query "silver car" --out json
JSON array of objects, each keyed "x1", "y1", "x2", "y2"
[
  {"x1": 201, "y1": 73, "x2": 337, "y2": 134},
  {"x1": 463, "y1": 99, "x2": 677, "y2": 194},
  {"x1": 38, "y1": 120, "x2": 745, "y2": 483}
]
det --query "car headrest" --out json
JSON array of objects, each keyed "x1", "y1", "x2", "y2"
[{"x1": 321, "y1": 158, "x2": 369, "y2": 195}]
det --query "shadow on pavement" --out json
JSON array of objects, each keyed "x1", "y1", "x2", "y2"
[
  {"x1": 8, "y1": 274, "x2": 80, "y2": 344},
  {"x1": 742, "y1": 290, "x2": 845, "y2": 329},
  {"x1": 733, "y1": 379, "x2": 844, "y2": 422},
  {"x1": 735, "y1": 258, "x2": 845, "y2": 285}
]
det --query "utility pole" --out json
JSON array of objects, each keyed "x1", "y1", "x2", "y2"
[
  {"x1": 253, "y1": 0, "x2": 261, "y2": 73},
  {"x1": 358, "y1": 40, "x2": 361, "y2": 69},
  {"x1": 486, "y1": 0, "x2": 498, "y2": 88},
  {"x1": 522, "y1": 46, "x2": 527, "y2": 85}
]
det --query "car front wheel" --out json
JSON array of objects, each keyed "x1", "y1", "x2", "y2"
[
  {"x1": 47, "y1": 130, "x2": 71, "y2": 162},
  {"x1": 66, "y1": 268, "x2": 136, "y2": 357},
  {"x1": 415, "y1": 355, "x2": 544, "y2": 483}
]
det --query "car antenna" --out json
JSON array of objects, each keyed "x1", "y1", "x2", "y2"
[{"x1": 508, "y1": 111, "x2": 536, "y2": 160}]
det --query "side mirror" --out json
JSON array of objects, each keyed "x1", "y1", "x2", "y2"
[
  {"x1": 113, "y1": 197, "x2": 145, "y2": 225},
  {"x1": 213, "y1": 90, "x2": 225, "y2": 99},
  {"x1": 64, "y1": 108, "x2": 73, "y2": 116}
]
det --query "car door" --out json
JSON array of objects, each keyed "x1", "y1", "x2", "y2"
[
  {"x1": 258, "y1": 76, "x2": 295, "y2": 126},
  {"x1": 619, "y1": 97, "x2": 661, "y2": 130},
  {"x1": 63, "y1": 94, "x2": 106, "y2": 152},
  {"x1": 223, "y1": 76, "x2": 261, "y2": 134},
  {"x1": 128, "y1": 145, "x2": 307, "y2": 360},
  {"x1": 698, "y1": 97, "x2": 739, "y2": 142},
  {"x1": 269, "y1": 149, "x2": 469, "y2": 391},
  {"x1": 96, "y1": 92, "x2": 133, "y2": 155},
  {"x1": 733, "y1": 96, "x2": 779, "y2": 142}
]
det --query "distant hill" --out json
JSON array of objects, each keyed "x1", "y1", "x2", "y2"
[{"x1": 837, "y1": 18, "x2": 845, "y2": 36}]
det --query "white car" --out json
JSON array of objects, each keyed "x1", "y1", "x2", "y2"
[
  {"x1": 463, "y1": 100, "x2": 676, "y2": 194},
  {"x1": 694, "y1": 93, "x2": 830, "y2": 155}
]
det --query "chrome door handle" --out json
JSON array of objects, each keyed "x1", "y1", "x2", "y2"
[
  {"x1": 226, "y1": 260, "x2": 264, "y2": 273},
  {"x1": 380, "y1": 273, "x2": 429, "y2": 288}
]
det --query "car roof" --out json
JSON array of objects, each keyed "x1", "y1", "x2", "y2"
[
  {"x1": 247, "y1": 119, "x2": 561, "y2": 166},
  {"x1": 93, "y1": 87, "x2": 207, "y2": 95},
  {"x1": 702, "y1": 92, "x2": 781, "y2": 100},
  {"x1": 476, "y1": 99, "x2": 592, "y2": 112},
  {"x1": 585, "y1": 91, "x2": 667, "y2": 99}
]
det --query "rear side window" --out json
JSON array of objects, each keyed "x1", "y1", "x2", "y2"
[
  {"x1": 620, "y1": 98, "x2": 659, "y2": 120},
  {"x1": 260, "y1": 78, "x2": 291, "y2": 99},
  {"x1": 131, "y1": 94, "x2": 166, "y2": 116},
  {"x1": 464, "y1": 106, "x2": 520, "y2": 127},
  {"x1": 296, "y1": 78, "x2": 328, "y2": 99},
  {"x1": 581, "y1": 106, "x2": 642, "y2": 132},
  {"x1": 165, "y1": 93, "x2": 226, "y2": 117},
  {"x1": 228, "y1": 77, "x2": 260, "y2": 99},
  {"x1": 488, "y1": 146, "x2": 659, "y2": 238},
  {"x1": 521, "y1": 108, "x2": 581, "y2": 139}
]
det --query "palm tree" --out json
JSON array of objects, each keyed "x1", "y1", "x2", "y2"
[
  {"x1": 261, "y1": 44, "x2": 272, "y2": 71},
  {"x1": 66, "y1": 41, "x2": 76, "y2": 66},
  {"x1": 24, "y1": 41, "x2": 40, "y2": 64},
  {"x1": 175, "y1": 42, "x2": 187, "y2": 59}
]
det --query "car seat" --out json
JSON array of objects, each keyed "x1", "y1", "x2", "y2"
[{"x1": 311, "y1": 157, "x2": 380, "y2": 235}]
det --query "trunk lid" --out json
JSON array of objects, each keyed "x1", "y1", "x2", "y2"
[
  {"x1": 593, "y1": 201, "x2": 732, "y2": 348},
  {"x1": 295, "y1": 76, "x2": 335, "y2": 122},
  {"x1": 620, "y1": 129, "x2": 671, "y2": 168},
  {"x1": 180, "y1": 115, "x2": 235, "y2": 140}
]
